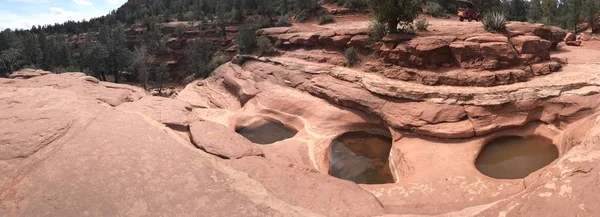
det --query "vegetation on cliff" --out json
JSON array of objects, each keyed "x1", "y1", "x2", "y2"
[{"x1": 0, "y1": 0, "x2": 598, "y2": 85}]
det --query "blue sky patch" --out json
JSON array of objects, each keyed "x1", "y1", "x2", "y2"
[{"x1": 0, "y1": 0, "x2": 126, "y2": 30}]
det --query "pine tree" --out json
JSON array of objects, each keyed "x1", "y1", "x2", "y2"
[
  {"x1": 0, "y1": 48, "x2": 22, "y2": 74},
  {"x1": 132, "y1": 45, "x2": 150, "y2": 89},
  {"x1": 528, "y1": 0, "x2": 543, "y2": 22},
  {"x1": 155, "y1": 62, "x2": 169, "y2": 94},
  {"x1": 541, "y1": 0, "x2": 557, "y2": 24},
  {"x1": 81, "y1": 41, "x2": 109, "y2": 81}
]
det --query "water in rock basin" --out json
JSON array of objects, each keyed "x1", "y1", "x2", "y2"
[
  {"x1": 236, "y1": 119, "x2": 297, "y2": 144},
  {"x1": 329, "y1": 132, "x2": 395, "y2": 184},
  {"x1": 475, "y1": 135, "x2": 559, "y2": 179}
]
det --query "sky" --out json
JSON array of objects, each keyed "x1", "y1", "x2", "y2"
[{"x1": 0, "y1": 0, "x2": 127, "y2": 30}]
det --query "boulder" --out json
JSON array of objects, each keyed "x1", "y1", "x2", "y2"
[
  {"x1": 564, "y1": 32, "x2": 576, "y2": 42},
  {"x1": 480, "y1": 42, "x2": 517, "y2": 63},
  {"x1": 347, "y1": 35, "x2": 370, "y2": 47},
  {"x1": 189, "y1": 120, "x2": 263, "y2": 159},
  {"x1": 506, "y1": 22, "x2": 567, "y2": 47},
  {"x1": 528, "y1": 62, "x2": 562, "y2": 75},
  {"x1": 407, "y1": 36, "x2": 456, "y2": 66},
  {"x1": 511, "y1": 35, "x2": 552, "y2": 54},
  {"x1": 578, "y1": 32, "x2": 593, "y2": 41},
  {"x1": 566, "y1": 40, "x2": 582, "y2": 46}
]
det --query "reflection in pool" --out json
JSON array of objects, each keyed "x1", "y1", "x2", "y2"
[
  {"x1": 475, "y1": 135, "x2": 559, "y2": 179},
  {"x1": 329, "y1": 132, "x2": 395, "y2": 184},
  {"x1": 235, "y1": 119, "x2": 297, "y2": 145}
]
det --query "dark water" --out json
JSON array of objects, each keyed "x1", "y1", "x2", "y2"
[
  {"x1": 475, "y1": 136, "x2": 559, "y2": 179},
  {"x1": 329, "y1": 132, "x2": 395, "y2": 184},
  {"x1": 235, "y1": 119, "x2": 298, "y2": 144}
]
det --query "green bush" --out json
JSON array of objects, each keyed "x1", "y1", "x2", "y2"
[
  {"x1": 369, "y1": 21, "x2": 387, "y2": 42},
  {"x1": 338, "y1": 0, "x2": 367, "y2": 9},
  {"x1": 319, "y1": 15, "x2": 335, "y2": 25},
  {"x1": 364, "y1": 0, "x2": 421, "y2": 33},
  {"x1": 276, "y1": 15, "x2": 292, "y2": 27},
  {"x1": 344, "y1": 47, "x2": 359, "y2": 66},
  {"x1": 174, "y1": 24, "x2": 189, "y2": 37},
  {"x1": 208, "y1": 53, "x2": 232, "y2": 70},
  {"x1": 482, "y1": 12, "x2": 507, "y2": 32},
  {"x1": 254, "y1": 16, "x2": 272, "y2": 29},
  {"x1": 257, "y1": 36, "x2": 275, "y2": 56},
  {"x1": 425, "y1": 1, "x2": 447, "y2": 18},
  {"x1": 414, "y1": 19, "x2": 430, "y2": 31},
  {"x1": 295, "y1": 10, "x2": 310, "y2": 23},
  {"x1": 236, "y1": 25, "x2": 257, "y2": 54}
]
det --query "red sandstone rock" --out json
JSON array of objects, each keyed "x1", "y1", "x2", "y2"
[
  {"x1": 347, "y1": 35, "x2": 370, "y2": 47},
  {"x1": 189, "y1": 120, "x2": 263, "y2": 159},
  {"x1": 449, "y1": 41, "x2": 482, "y2": 68},
  {"x1": 566, "y1": 40, "x2": 582, "y2": 46},
  {"x1": 480, "y1": 42, "x2": 517, "y2": 65},
  {"x1": 564, "y1": 32, "x2": 576, "y2": 42},
  {"x1": 465, "y1": 34, "x2": 509, "y2": 43},
  {"x1": 511, "y1": 35, "x2": 552, "y2": 54},
  {"x1": 407, "y1": 36, "x2": 456, "y2": 67},
  {"x1": 332, "y1": 35, "x2": 352, "y2": 47}
]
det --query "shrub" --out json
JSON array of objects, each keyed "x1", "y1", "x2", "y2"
[
  {"x1": 208, "y1": 53, "x2": 232, "y2": 70},
  {"x1": 369, "y1": 21, "x2": 388, "y2": 42},
  {"x1": 364, "y1": 0, "x2": 421, "y2": 33},
  {"x1": 276, "y1": 15, "x2": 292, "y2": 27},
  {"x1": 339, "y1": 0, "x2": 367, "y2": 9},
  {"x1": 344, "y1": 47, "x2": 359, "y2": 66},
  {"x1": 295, "y1": 10, "x2": 310, "y2": 23},
  {"x1": 482, "y1": 12, "x2": 507, "y2": 32},
  {"x1": 425, "y1": 1, "x2": 446, "y2": 18},
  {"x1": 174, "y1": 24, "x2": 189, "y2": 37},
  {"x1": 414, "y1": 19, "x2": 430, "y2": 31},
  {"x1": 257, "y1": 36, "x2": 275, "y2": 56},
  {"x1": 319, "y1": 15, "x2": 335, "y2": 25},
  {"x1": 236, "y1": 25, "x2": 257, "y2": 54},
  {"x1": 186, "y1": 39, "x2": 216, "y2": 78},
  {"x1": 293, "y1": 0, "x2": 320, "y2": 13},
  {"x1": 254, "y1": 15, "x2": 272, "y2": 29}
]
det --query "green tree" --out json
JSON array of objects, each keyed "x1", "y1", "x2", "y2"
[
  {"x1": 132, "y1": 45, "x2": 150, "y2": 89},
  {"x1": 584, "y1": 0, "x2": 599, "y2": 33},
  {"x1": 155, "y1": 62, "x2": 169, "y2": 94},
  {"x1": 81, "y1": 41, "x2": 109, "y2": 81},
  {"x1": 508, "y1": 0, "x2": 529, "y2": 21},
  {"x1": 0, "y1": 48, "x2": 23, "y2": 74},
  {"x1": 541, "y1": 0, "x2": 557, "y2": 24},
  {"x1": 185, "y1": 39, "x2": 215, "y2": 78},
  {"x1": 21, "y1": 32, "x2": 42, "y2": 67},
  {"x1": 98, "y1": 24, "x2": 132, "y2": 83},
  {"x1": 528, "y1": 0, "x2": 543, "y2": 22},
  {"x1": 364, "y1": 0, "x2": 421, "y2": 33}
]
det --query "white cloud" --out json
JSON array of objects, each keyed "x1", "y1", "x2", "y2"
[
  {"x1": 107, "y1": 0, "x2": 125, "y2": 5},
  {"x1": 49, "y1": 7, "x2": 65, "y2": 15},
  {"x1": 0, "y1": 7, "x2": 110, "y2": 30},
  {"x1": 73, "y1": 0, "x2": 92, "y2": 6}
]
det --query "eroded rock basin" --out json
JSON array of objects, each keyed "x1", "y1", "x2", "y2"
[
  {"x1": 235, "y1": 118, "x2": 298, "y2": 144},
  {"x1": 476, "y1": 135, "x2": 559, "y2": 179},
  {"x1": 329, "y1": 132, "x2": 394, "y2": 184}
]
